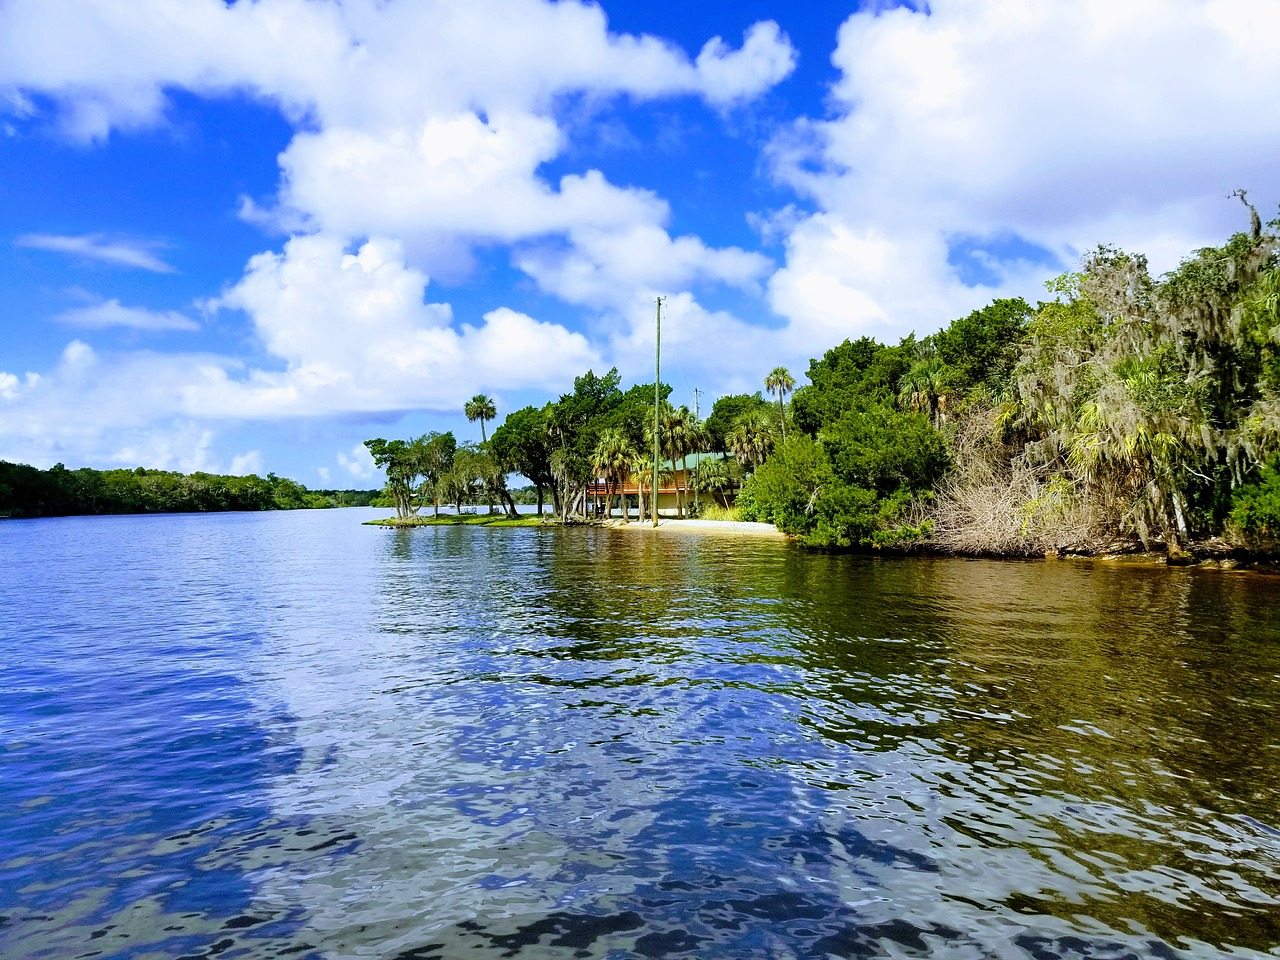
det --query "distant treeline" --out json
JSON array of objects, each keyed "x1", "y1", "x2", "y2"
[{"x1": 0, "y1": 461, "x2": 379, "y2": 518}]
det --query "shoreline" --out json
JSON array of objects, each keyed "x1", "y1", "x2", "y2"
[
  {"x1": 363, "y1": 513, "x2": 1276, "y2": 570},
  {"x1": 362, "y1": 514, "x2": 786, "y2": 537}
]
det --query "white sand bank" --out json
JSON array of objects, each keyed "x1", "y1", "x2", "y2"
[{"x1": 604, "y1": 518, "x2": 786, "y2": 538}]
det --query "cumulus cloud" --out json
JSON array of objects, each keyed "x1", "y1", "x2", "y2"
[
  {"x1": 337, "y1": 442, "x2": 375, "y2": 481},
  {"x1": 196, "y1": 234, "x2": 601, "y2": 418},
  {"x1": 517, "y1": 223, "x2": 772, "y2": 308},
  {"x1": 16, "y1": 233, "x2": 174, "y2": 272},
  {"x1": 54, "y1": 298, "x2": 197, "y2": 331},
  {"x1": 764, "y1": 0, "x2": 1280, "y2": 341},
  {"x1": 228, "y1": 450, "x2": 264, "y2": 476},
  {"x1": 0, "y1": 0, "x2": 795, "y2": 138},
  {"x1": 0, "y1": 238, "x2": 604, "y2": 468}
]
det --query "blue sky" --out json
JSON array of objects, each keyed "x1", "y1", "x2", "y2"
[{"x1": 2, "y1": 0, "x2": 1277, "y2": 485}]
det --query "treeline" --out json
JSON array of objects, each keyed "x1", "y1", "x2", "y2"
[
  {"x1": 367, "y1": 375, "x2": 720, "y2": 522},
  {"x1": 372, "y1": 198, "x2": 1280, "y2": 556},
  {"x1": 0, "y1": 461, "x2": 378, "y2": 519}
]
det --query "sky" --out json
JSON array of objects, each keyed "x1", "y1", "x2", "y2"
[{"x1": 2, "y1": 0, "x2": 1278, "y2": 487}]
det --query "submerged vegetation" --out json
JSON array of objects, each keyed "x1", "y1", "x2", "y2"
[
  {"x1": 375, "y1": 198, "x2": 1280, "y2": 557},
  {"x1": 0, "y1": 461, "x2": 377, "y2": 518}
]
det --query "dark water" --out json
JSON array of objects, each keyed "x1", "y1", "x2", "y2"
[{"x1": 2, "y1": 510, "x2": 1279, "y2": 960}]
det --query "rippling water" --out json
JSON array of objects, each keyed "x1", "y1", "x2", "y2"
[{"x1": 2, "y1": 509, "x2": 1279, "y2": 959}]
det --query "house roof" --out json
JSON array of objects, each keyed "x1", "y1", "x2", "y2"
[{"x1": 658, "y1": 451, "x2": 727, "y2": 471}]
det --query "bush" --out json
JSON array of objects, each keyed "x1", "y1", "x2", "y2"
[{"x1": 1228, "y1": 459, "x2": 1280, "y2": 548}]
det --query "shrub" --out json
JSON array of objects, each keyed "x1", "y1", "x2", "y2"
[{"x1": 1228, "y1": 459, "x2": 1280, "y2": 548}]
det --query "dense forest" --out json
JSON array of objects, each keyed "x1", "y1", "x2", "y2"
[
  {"x1": 371, "y1": 200, "x2": 1280, "y2": 558},
  {"x1": 0, "y1": 460, "x2": 378, "y2": 518}
]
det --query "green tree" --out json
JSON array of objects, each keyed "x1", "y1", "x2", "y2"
[
  {"x1": 934, "y1": 297, "x2": 1031, "y2": 394},
  {"x1": 764, "y1": 366, "x2": 796, "y2": 441},
  {"x1": 690, "y1": 456, "x2": 738, "y2": 509},
  {"x1": 727, "y1": 409, "x2": 775, "y2": 473},
  {"x1": 705, "y1": 392, "x2": 769, "y2": 452},
  {"x1": 364, "y1": 437, "x2": 427, "y2": 519},
  {"x1": 791, "y1": 336, "x2": 911, "y2": 435},
  {"x1": 491, "y1": 405, "x2": 553, "y2": 516},
  {"x1": 592, "y1": 427, "x2": 635, "y2": 521},
  {"x1": 419, "y1": 432, "x2": 458, "y2": 518},
  {"x1": 465, "y1": 393, "x2": 497, "y2": 442},
  {"x1": 897, "y1": 354, "x2": 949, "y2": 429}
]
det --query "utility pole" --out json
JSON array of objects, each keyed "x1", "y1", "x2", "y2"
[
  {"x1": 692, "y1": 386, "x2": 701, "y2": 512},
  {"x1": 653, "y1": 296, "x2": 664, "y2": 528}
]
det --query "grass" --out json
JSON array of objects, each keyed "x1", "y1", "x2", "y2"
[
  {"x1": 364, "y1": 513, "x2": 553, "y2": 528},
  {"x1": 695, "y1": 503, "x2": 742, "y2": 522}
]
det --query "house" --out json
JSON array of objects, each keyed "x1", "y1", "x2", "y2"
[{"x1": 585, "y1": 451, "x2": 737, "y2": 517}]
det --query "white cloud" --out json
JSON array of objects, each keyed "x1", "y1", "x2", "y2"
[
  {"x1": 273, "y1": 115, "x2": 667, "y2": 243},
  {"x1": 229, "y1": 450, "x2": 264, "y2": 476},
  {"x1": 695, "y1": 21, "x2": 796, "y2": 106},
  {"x1": 337, "y1": 443, "x2": 375, "y2": 481},
  {"x1": 517, "y1": 223, "x2": 772, "y2": 308},
  {"x1": 0, "y1": 0, "x2": 795, "y2": 138},
  {"x1": 764, "y1": 0, "x2": 1280, "y2": 342},
  {"x1": 54, "y1": 298, "x2": 197, "y2": 331},
  {"x1": 16, "y1": 233, "x2": 174, "y2": 272},
  {"x1": 195, "y1": 234, "x2": 602, "y2": 418}
]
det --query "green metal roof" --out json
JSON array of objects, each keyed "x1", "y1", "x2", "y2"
[{"x1": 660, "y1": 451, "x2": 727, "y2": 470}]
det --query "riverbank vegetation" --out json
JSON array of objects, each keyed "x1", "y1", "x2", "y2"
[
  {"x1": 0, "y1": 461, "x2": 377, "y2": 518},
  {"x1": 364, "y1": 512, "x2": 546, "y2": 528},
  {"x1": 371, "y1": 198, "x2": 1279, "y2": 558}
]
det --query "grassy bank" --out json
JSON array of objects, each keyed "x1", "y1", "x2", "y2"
[{"x1": 365, "y1": 513, "x2": 552, "y2": 528}]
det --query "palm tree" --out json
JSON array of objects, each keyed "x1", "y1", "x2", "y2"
[
  {"x1": 464, "y1": 394, "x2": 497, "y2": 442},
  {"x1": 592, "y1": 428, "x2": 633, "y2": 521},
  {"x1": 663, "y1": 407, "x2": 698, "y2": 519},
  {"x1": 764, "y1": 367, "x2": 796, "y2": 441},
  {"x1": 626, "y1": 450, "x2": 651, "y2": 523},
  {"x1": 897, "y1": 357, "x2": 949, "y2": 429},
  {"x1": 727, "y1": 410, "x2": 775, "y2": 473},
  {"x1": 690, "y1": 457, "x2": 735, "y2": 508}
]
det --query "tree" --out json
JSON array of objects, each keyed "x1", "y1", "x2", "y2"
[
  {"x1": 1008, "y1": 214, "x2": 1279, "y2": 548},
  {"x1": 764, "y1": 367, "x2": 796, "y2": 441},
  {"x1": 364, "y1": 437, "x2": 429, "y2": 519},
  {"x1": 419, "y1": 432, "x2": 457, "y2": 518},
  {"x1": 464, "y1": 394, "x2": 497, "y2": 442},
  {"x1": 592, "y1": 428, "x2": 635, "y2": 521},
  {"x1": 791, "y1": 336, "x2": 911, "y2": 436},
  {"x1": 897, "y1": 354, "x2": 949, "y2": 429},
  {"x1": 934, "y1": 298, "x2": 1031, "y2": 393},
  {"x1": 491, "y1": 406, "x2": 553, "y2": 516},
  {"x1": 727, "y1": 409, "x2": 776, "y2": 473},
  {"x1": 626, "y1": 449, "x2": 653, "y2": 523},
  {"x1": 690, "y1": 456, "x2": 737, "y2": 509},
  {"x1": 705, "y1": 392, "x2": 769, "y2": 452}
]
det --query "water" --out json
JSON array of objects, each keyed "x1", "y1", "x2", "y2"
[{"x1": 2, "y1": 509, "x2": 1279, "y2": 960}]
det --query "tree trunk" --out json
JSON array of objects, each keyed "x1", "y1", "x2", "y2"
[
  {"x1": 680, "y1": 454, "x2": 689, "y2": 518},
  {"x1": 536, "y1": 483, "x2": 544, "y2": 517}
]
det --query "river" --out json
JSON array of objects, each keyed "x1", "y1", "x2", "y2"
[{"x1": 2, "y1": 508, "x2": 1278, "y2": 959}]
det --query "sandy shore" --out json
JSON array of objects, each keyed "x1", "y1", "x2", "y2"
[{"x1": 603, "y1": 518, "x2": 787, "y2": 538}]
